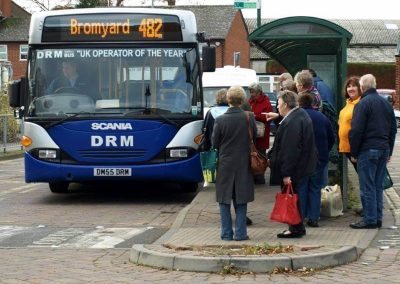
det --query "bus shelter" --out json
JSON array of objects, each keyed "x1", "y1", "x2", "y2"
[{"x1": 248, "y1": 16, "x2": 353, "y2": 208}]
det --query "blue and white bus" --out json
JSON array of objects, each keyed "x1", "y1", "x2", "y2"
[{"x1": 9, "y1": 8, "x2": 216, "y2": 193}]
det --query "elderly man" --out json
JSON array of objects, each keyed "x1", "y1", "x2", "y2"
[
  {"x1": 277, "y1": 72, "x2": 293, "y2": 91},
  {"x1": 349, "y1": 74, "x2": 397, "y2": 229}
]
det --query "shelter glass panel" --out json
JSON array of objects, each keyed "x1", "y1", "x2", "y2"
[{"x1": 262, "y1": 23, "x2": 336, "y2": 36}]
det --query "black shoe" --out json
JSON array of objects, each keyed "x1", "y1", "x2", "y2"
[
  {"x1": 277, "y1": 230, "x2": 305, "y2": 238},
  {"x1": 377, "y1": 221, "x2": 382, "y2": 228},
  {"x1": 307, "y1": 220, "x2": 319, "y2": 227},
  {"x1": 349, "y1": 221, "x2": 377, "y2": 229},
  {"x1": 246, "y1": 217, "x2": 253, "y2": 226},
  {"x1": 234, "y1": 236, "x2": 250, "y2": 241}
]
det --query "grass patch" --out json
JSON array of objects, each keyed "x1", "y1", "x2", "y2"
[
  {"x1": 0, "y1": 149, "x2": 24, "y2": 160},
  {"x1": 165, "y1": 243, "x2": 294, "y2": 256}
]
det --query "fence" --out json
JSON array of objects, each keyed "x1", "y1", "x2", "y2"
[{"x1": 0, "y1": 114, "x2": 23, "y2": 153}]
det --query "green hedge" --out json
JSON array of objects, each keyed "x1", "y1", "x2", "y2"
[
  {"x1": 0, "y1": 92, "x2": 20, "y2": 144},
  {"x1": 347, "y1": 63, "x2": 395, "y2": 89}
]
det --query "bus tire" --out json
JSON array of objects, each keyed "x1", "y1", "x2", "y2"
[
  {"x1": 49, "y1": 182, "x2": 70, "y2": 193},
  {"x1": 181, "y1": 182, "x2": 198, "y2": 193}
]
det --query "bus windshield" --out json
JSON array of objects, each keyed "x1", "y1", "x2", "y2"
[{"x1": 28, "y1": 46, "x2": 200, "y2": 117}]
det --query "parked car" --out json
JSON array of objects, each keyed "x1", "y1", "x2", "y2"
[
  {"x1": 377, "y1": 89, "x2": 399, "y2": 128},
  {"x1": 395, "y1": 109, "x2": 400, "y2": 128}
]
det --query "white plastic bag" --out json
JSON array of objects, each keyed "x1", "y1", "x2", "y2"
[
  {"x1": 255, "y1": 121, "x2": 265, "y2": 138},
  {"x1": 320, "y1": 184, "x2": 343, "y2": 217}
]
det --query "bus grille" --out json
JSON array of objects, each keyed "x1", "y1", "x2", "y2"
[{"x1": 78, "y1": 149, "x2": 147, "y2": 159}]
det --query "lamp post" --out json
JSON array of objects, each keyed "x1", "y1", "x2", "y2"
[{"x1": 257, "y1": 0, "x2": 261, "y2": 28}]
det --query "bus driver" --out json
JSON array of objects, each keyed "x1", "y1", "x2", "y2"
[{"x1": 46, "y1": 60, "x2": 91, "y2": 96}]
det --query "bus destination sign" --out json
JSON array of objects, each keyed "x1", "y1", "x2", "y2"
[{"x1": 42, "y1": 13, "x2": 183, "y2": 42}]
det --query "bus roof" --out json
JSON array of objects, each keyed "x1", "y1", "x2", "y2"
[
  {"x1": 202, "y1": 66, "x2": 257, "y2": 88},
  {"x1": 29, "y1": 8, "x2": 198, "y2": 44}
]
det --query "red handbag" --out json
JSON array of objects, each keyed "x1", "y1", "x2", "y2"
[{"x1": 270, "y1": 183, "x2": 302, "y2": 225}]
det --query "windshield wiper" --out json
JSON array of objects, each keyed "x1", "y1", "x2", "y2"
[
  {"x1": 155, "y1": 113, "x2": 179, "y2": 127},
  {"x1": 44, "y1": 111, "x2": 94, "y2": 129},
  {"x1": 123, "y1": 109, "x2": 179, "y2": 127}
]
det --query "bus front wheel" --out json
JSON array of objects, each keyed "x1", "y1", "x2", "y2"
[
  {"x1": 181, "y1": 182, "x2": 198, "y2": 193},
  {"x1": 49, "y1": 182, "x2": 70, "y2": 193}
]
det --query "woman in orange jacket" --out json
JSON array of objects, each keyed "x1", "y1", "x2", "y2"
[{"x1": 338, "y1": 76, "x2": 362, "y2": 171}]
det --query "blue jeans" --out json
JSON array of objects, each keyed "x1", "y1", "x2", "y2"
[
  {"x1": 219, "y1": 202, "x2": 247, "y2": 240},
  {"x1": 298, "y1": 165, "x2": 326, "y2": 222},
  {"x1": 357, "y1": 149, "x2": 389, "y2": 225}
]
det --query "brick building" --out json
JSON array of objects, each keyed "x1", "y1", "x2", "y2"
[
  {"x1": 165, "y1": 6, "x2": 251, "y2": 68},
  {"x1": 0, "y1": 0, "x2": 30, "y2": 80},
  {"x1": 396, "y1": 47, "x2": 400, "y2": 110}
]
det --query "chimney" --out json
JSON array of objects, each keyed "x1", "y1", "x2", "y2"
[{"x1": 0, "y1": 0, "x2": 12, "y2": 18}]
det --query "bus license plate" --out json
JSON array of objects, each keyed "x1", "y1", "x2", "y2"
[{"x1": 94, "y1": 168, "x2": 131, "y2": 176}]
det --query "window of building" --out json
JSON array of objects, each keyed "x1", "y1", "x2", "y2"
[
  {"x1": 20, "y1": 45, "x2": 28, "y2": 61},
  {"x1": 0, "y1": 45, "x2": 7, "y2": 61}
]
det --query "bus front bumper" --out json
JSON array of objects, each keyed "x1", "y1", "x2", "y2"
[{"x1": 24, "y1": 153, "x2": 203, "y2": 184}]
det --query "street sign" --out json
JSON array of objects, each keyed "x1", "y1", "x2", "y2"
[{"x1": 234, "y1": 0, "x2": 257, "y2": 9}]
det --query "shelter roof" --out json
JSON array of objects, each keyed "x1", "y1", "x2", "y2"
[{"x1": 246, "y1": 18, "x2": 400, "y2": 63}]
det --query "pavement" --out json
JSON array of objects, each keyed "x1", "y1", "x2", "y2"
[{"x1": 130, "y1": 140, "x2": 400, "y2": 273}]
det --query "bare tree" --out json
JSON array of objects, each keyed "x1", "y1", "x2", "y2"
[
  {"x1": 23, "y1": 0, "x2": 124, "y2": 11},
  {"x1": 23, "y1": 0, "x2": 75, "y2": 11}
]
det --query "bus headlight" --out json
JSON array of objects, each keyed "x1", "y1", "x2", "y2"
[
  {"x1": 169, "y1": 149, "x2": 188, "y2": 158},
  {"x1": 38, "y1": 149, "x2": 57, "y2": 159},
  {"x1": 30, "y1": 148, "x2": 60, "y2": 163}
]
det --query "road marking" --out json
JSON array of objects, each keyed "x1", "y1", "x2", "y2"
[
  {"x1": 0, "y1": 184, "x2": 40, "y2": 200},
  {"x1": 30, "y1": 228, "x2": 86, "y2": 247},
  {"x1": 1, "y1": 226, "x2": 153, "y2": 248},
  {"x1": 65, "y1": 227, "x2": 147, "y2": 248},
  {"x1": 0, "y1": 226, "x2": 29, "y2": 242}
]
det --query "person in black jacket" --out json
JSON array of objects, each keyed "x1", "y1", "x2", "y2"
[
  {"x1": 267, "y1": 90, "x2": 318, "y2": 238},
  {"x1": 349, "y1": 74, "x2": 397, "y2": 229},
  {"x1": 201, "y1": 89, "x2": 229, "y2": 151},
  {"x1": 298, "y1": 93, "x2": 335, "y2": 228}
]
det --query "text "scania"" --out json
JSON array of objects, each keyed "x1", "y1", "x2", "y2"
[{"x1": 91, "y1": 122, "x2": 133, "y2": 130}]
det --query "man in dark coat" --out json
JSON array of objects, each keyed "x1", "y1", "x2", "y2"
[
  {"x1": 267, "y1": 90, "x2": 318, "y2": 238},
  {"x1": 212, "y1": 86, "x2": 257, "y2": 241},
  {"x1": 349, "y1": 74, "x2": 397, "y2": 229}
]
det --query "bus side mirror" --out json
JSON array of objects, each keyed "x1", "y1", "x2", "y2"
[
  {"x1": 8, "y1": 79, "x2": 21, "y2": 108},
  {"x1": 202, "y1": 46, "x2": 216, "y2": 72}
]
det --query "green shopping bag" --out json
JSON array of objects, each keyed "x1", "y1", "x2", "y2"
[
  {"x1": 200, "y1": 149, "x2": 218, "y2": 183},
  {"x1": 383, "y1": 167, "x2": 393, "y2": 190}
]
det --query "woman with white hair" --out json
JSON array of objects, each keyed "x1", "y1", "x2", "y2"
[
  {"x1": 212, "y1": 85, "x2": 257, "y2": 241},
  {"x1": 267, "y1": 90, "x2": 318, "y2": 238}
]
